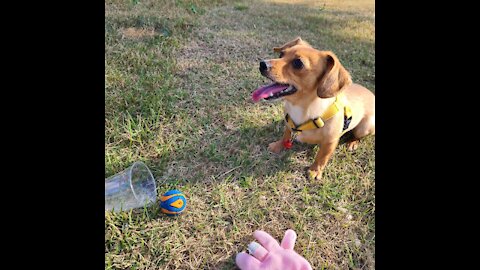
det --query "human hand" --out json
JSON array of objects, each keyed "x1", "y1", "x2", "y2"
[{"x1": 236, "y1": 229, "x2": 312, "y2": 270}]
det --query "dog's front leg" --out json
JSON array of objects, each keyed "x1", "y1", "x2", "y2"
[
  {"x1": 308, "y1": 139, "x2": 339, "y2": 180},
  {"x1": 268, "y1": 126, "x2": 291, "y2": 153}
]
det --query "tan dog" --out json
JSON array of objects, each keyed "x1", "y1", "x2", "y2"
[{"x1": 252, "y1": 37, "x2": 375, "y2": 180}]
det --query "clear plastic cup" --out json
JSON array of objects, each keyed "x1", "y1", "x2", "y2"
[{"x1": 105, "y1": 161, "x2": 157, "y2": 212}]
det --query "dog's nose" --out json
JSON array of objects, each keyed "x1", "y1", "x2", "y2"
[{"x1": 259, "y1": 60, "x2": 268, "y2": 73}]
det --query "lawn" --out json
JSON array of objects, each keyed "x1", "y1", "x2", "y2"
[{"x1": 105, "y1": 0, "x2": 375, "y2": 269}]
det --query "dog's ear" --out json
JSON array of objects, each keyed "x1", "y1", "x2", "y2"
[
  {"x1": 317, "y1": 51, "x2": 352, "y2": 98},
  {"x1": 273, "y1": 37, "x2": 311, "y2": 53}
]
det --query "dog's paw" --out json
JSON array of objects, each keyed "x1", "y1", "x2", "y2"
[
  {"x1": 346, "y1": 140, "x2": 359, "y2": 151},
  {"x1": 307, "y1": 167, "x2": 323, "y2": 180},
  {"x1": 268, "y1": 140, "x2": 284, "y2": 154}
]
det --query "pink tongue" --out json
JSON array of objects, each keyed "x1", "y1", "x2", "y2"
[{"x1": 252, "y1": 83, "x2": 289, "y2": 102}]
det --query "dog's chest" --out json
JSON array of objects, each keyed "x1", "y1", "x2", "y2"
[
  {"x1": 285, "y1": 104, "x2": 307, "y2": 125},
  {"x1": 284, "y1": 99, "x2": 336, "y2": 144},
  {"x1": 284, "y1": 99, "x2": 333, "y2": 125}
]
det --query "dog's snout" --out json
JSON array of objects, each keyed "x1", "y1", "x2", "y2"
[{"x1": 259, "y1": 60, "x2": 268, "y2": 74}]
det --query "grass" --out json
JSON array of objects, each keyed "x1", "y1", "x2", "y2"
[{"x1": 105, "y1": 0, "x2": 375, "y2": 269}]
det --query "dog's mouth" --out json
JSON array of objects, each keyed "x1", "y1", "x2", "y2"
[{"x1": 251, "y1": 82, "x2": 297, "y2": 102}]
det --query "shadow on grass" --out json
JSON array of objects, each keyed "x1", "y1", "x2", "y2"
[{"x1": 159, "y1": 117, "x2": 358, "y2": 186}]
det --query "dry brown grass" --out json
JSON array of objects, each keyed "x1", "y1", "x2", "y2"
[{"x1": 120, "y1": 27, "x2": 157, "y2": 39}]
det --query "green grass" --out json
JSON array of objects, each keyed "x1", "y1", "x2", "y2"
[{"x1": 105, "y1": 0, "x2": 375, "y2": 269}]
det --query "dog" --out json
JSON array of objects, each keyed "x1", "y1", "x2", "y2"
[{"x1": 252, "y1": 37, "x2": 375, "y2": 180}]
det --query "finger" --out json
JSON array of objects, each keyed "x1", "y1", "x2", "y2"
[
  {"x1": 235, "y1": 252, "x2": 261, "y2": 270},
  {"x1": 253, "y1": 230, "x2": 280, "y2": 251},
  {"x1": 248, "y1": 241, "x2": 268, "y2": 261},
  {"x1": 280, "y1": 229, "x2": 297, "y2": 250},
  {"x1": 302, "y1": 262, "x2": 313, "y2": 270}
]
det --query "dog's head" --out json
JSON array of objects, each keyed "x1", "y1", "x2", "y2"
[{"x1": 252, "y1": 37, "x2": 352, "y2": 103}]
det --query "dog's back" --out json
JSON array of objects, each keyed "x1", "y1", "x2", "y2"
[{"x1": 344, "y1": 83, "x2": 375, "y2": 139}]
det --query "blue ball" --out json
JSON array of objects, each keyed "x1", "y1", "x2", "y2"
[{"x1": 160, "y1": 190, "x2": 187, "y2": 216}]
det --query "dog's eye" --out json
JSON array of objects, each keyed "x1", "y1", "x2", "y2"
[
  {"x1": 279, "y1": 52, "x2": 284, "y2": 58},
  {"x1": 292, "y1": 58, "x2": 303, "y2": 69}
]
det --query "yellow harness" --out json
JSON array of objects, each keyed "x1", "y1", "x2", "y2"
[{"x1": 285, "y1": 93, "x2": 353, "y2": 143}]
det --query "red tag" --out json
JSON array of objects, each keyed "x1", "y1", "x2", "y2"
[{"x1": 283, "y1": 140, "x2": 293, "y2": 149}]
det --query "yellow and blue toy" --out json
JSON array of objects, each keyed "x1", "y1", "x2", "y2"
[{"x1": 160, "y1": 189, "x2": 187, "y2": 216}]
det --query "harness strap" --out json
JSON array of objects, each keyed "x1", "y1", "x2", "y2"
[
  {"x1": 282, "y1": 94, "x2": 353, "y2": 149},
  {"x1": 285, "y1": 93, "x2": 348, "y2": 133}
]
